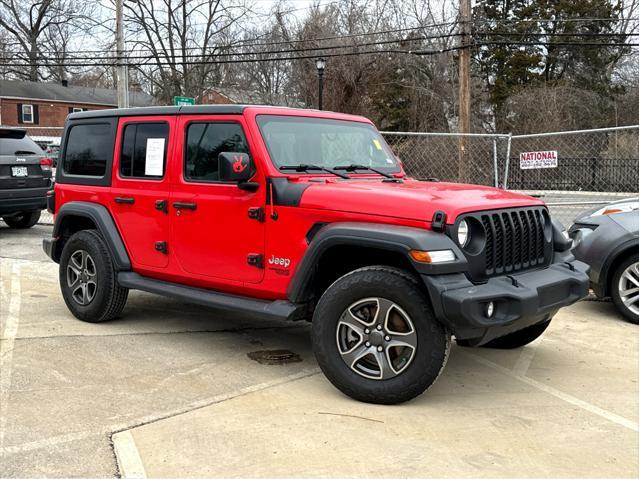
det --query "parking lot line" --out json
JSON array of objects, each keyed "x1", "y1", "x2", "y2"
[
  {"x1": 0, "y1": 263, "x2": 21, "y2": 450},
  {"x1": 113, "y1": 430, "x2": 147, "y2": 479},
  {"x1": 512, "y1": 337, "x2": 542, "y2": 376},
  {"x1": 465, "y1": 351, "x2": 639, "y2": 432}
]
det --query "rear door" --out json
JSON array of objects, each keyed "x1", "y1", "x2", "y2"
[
  {"x1": 0, "y1": 129, "x2": 51, "y2": 192},
  {"x1": 110, "y1": 117, "x2": 175, "y2": 269}
]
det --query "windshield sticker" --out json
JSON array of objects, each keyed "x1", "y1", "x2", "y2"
[{"x1": 373, "y1": 139, "x2": 383, "y2": 150}]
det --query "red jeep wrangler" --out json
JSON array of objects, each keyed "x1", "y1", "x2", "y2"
[{"x1": 43, "y1": 105, "x2": 589, "y2": 404}]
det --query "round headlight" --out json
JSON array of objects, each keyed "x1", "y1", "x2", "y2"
[{"x1": 457, "y1": 219, "x2": 470, "y2": 247}]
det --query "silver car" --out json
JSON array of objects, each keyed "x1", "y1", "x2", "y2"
[{"x1": 0, "y1": 127, "x2": 53, "y2": 228}]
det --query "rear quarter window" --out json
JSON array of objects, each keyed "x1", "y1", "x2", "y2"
[{"x1": 63, "y1": 123, "x2": 112, "y2": 177}]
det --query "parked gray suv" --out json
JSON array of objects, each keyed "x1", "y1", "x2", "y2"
[{"x1": 0, "y1": 128, "x2": 53, "y2": 228}]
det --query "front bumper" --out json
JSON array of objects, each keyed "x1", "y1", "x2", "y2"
[{"x1": 422, "y1": 254, "x2": 590, "y2": 346}]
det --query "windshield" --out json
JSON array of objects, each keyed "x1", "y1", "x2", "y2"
[{"x1": 257, "y1": 115, "x2": 400, "y2": 173}]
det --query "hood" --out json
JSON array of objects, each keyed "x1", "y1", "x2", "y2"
[{"x1": 298, "y1": 178, "x2": 545, "y2": 223}]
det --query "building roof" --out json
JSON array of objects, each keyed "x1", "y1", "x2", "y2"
[{"x1": 0, "y1": 79, "x2": 154, "y2": 107}]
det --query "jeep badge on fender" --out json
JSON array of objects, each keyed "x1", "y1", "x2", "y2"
[{"x1": 43, "y1": 105, "x2": 590, "y2": 405}]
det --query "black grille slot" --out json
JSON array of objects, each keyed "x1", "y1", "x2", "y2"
[
  {"x1": 482, "y1": 216, "x2": 494, "y2": 274},
  {"x1": 478, "y1": 207, "x2": 549, "y2": 278}
]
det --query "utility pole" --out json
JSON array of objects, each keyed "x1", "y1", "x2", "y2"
[
  {"x1": 116, "y1": 0, "x2": 129, "y2": 108},
  {"x1": 457, "y1": 0, "x2": 471, "y2": 183}
]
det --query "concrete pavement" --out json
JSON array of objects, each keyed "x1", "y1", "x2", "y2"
[{"x1": 1, "y1": 223, "x2": 638, "y2": 478}]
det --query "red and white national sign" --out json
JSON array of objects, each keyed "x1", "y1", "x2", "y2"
[{"x1": 519, "y1": 150, "x2": 558, "y2": 170}]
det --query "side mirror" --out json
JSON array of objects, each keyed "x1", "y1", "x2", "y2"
[{"x1": 218, "y1": 152, "x2": 254, "y2": 183}]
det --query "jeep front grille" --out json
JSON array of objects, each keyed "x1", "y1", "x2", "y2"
[{"x1": 455, "y1": 206, "x2": 552, "y2": 282}]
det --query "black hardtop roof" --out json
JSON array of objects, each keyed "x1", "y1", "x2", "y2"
[{"x1": 67, "y1": 104, "x2": 292, "y2": 121}]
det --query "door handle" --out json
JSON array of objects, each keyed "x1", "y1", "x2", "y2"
[
  {"x1": 172, "y1": 201, "x2": 197, "y2": 211},
  {"x1": 115, "y1": 196, "x2": 135, "y2": 204}
]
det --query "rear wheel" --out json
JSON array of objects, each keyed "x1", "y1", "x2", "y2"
[
  {"x1": 2, "y1": 210, "x2": 40, "y2": 229},
  {"x1": 311, "y1": 266, "x2": 450, "y2": 404},
  {"x1": 611, "y1": 254, "x2": 639, "y2": 324},
  {"x1": 59, "y1": 229, "x2": 128, "y2": 323}
]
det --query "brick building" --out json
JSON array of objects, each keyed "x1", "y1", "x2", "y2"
[{"x1": 0, "y1": 79, "x2": 154, "y2": 131}]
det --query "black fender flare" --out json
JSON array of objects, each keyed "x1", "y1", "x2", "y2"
[
  {"x1": 52, "y1": 201, "x2": 131, "y2": 270},
  {"x1": 287, "y1": 222, "x2": 467, "y2": 303}
]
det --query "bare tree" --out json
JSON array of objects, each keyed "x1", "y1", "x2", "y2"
[
  {"x1": 124, "y1": 0, "x2": 253, "y2": 104},
  {"x1": 222, "y1": 8, "x2": 297, "y2": 105},
  {"x1": 0, "y1": 0, "x2": 94, "y2": 81}
]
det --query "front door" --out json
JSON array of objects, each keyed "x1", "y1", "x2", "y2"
[
  {"x1": 169, "y1": 116, "x2": 265, "y2": 284},
  {"x1": 111, "y1": 117, "x2": 175, "y2": 269}
]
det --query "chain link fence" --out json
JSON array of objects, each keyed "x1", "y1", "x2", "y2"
[
  {"x1": 382, "y1": 125, "x2": 639, "y2": 226},
  {"x1": 507, "y1": 126, "x2": 639, "y2": 225},
  {"x1": 382, "y1": 131, "x2": 510, "y2": 187}
]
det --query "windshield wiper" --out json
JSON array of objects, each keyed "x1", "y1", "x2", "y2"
[
  {"x1": 280, "y1": 164, "x2": 350, "y2": 179},
  {"x1": 333, "y1": 164, "x2": 402, "y2": 182},
  {"x1": 14, "y1": 150, "x2": 37, "y2": 155}
]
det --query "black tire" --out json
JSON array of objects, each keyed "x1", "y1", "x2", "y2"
[
  {"x1": 460, "y1": 319, "x2": 552, "y2": 349},
  {"x1": 59, "y1": 229, "x2": 128, "y2": 323},
  {"x1": 610, "y1": 253, "x2": 639, "y2": 324},
  {"x1": 311, "y1": 266, "x2": 450, "y2": 404},
  {"x1": 3, "y1": 210, "x2": 40, "y2": 229}
]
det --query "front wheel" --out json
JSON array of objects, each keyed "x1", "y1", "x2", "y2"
[
  {"x1": 611, "y1": 254, "x2": 639, "y2": 324},
  {"x1": 311, "y1": 266, "x2": 450, "y2": 405}
]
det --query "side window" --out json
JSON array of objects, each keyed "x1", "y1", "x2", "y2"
[
  {"x1": 119, "y1": 123, "x2": 169, "y2": 179},
  {"x1": 63, "y1": 123, "x2": 112, "y2": 177},
  {"x1": 185, "y1": 122, "x2": 249, "y2": 182}
]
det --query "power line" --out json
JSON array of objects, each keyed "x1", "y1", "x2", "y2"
[
  {"x1": 0, "y1": 45, "x2": 465, "y2": 69},
  {"x1": 6, "y1": 31, "x2": 637, "y2": 65},
  {"x1": 476, "y1": 17, "x2": 639, "y2": 24},
  {"x1": 3, "y1": 16, "x2": 637, "y2": 57},
  {"x1": 1, "y1": 32, "x2": 461, "y2": 63},
  {"x1": 3, "y1": 38, "x2": 638, "y2": 69},
  {"x1": 0, "y1": 21, "x2": 460, "y2": 56},
  {"x1": 475, "y1": 32, "x2": 639, "y2": 38},
  {"x1": 3, "y1": 20, "x2": 638, "y2": 69},
  {"x1": 476, "y1": 40, "x2": 639, "y2": 48}
]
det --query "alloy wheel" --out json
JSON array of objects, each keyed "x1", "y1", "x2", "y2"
[
  {"x1": 618, "y1": 261, "x2": 639, "y2": 315},
  {"x1": 66, "y1": 250, "x2": 97, "y2": 306},
  {"x1": 336, "y1": 297, "x2": 417, "y2": 380}
]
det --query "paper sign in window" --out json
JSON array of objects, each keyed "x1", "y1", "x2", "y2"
[{"x1": 145, "y1": 138, "x2": 165, "y2": 176}]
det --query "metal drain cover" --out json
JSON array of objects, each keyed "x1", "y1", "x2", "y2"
[{"x1": 247, "y1": 349, "x2": 302, "y2": 365}]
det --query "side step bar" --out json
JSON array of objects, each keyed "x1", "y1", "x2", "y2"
[{"x1": 117, "y1": 272, "x2": 305, "y2": 321}]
